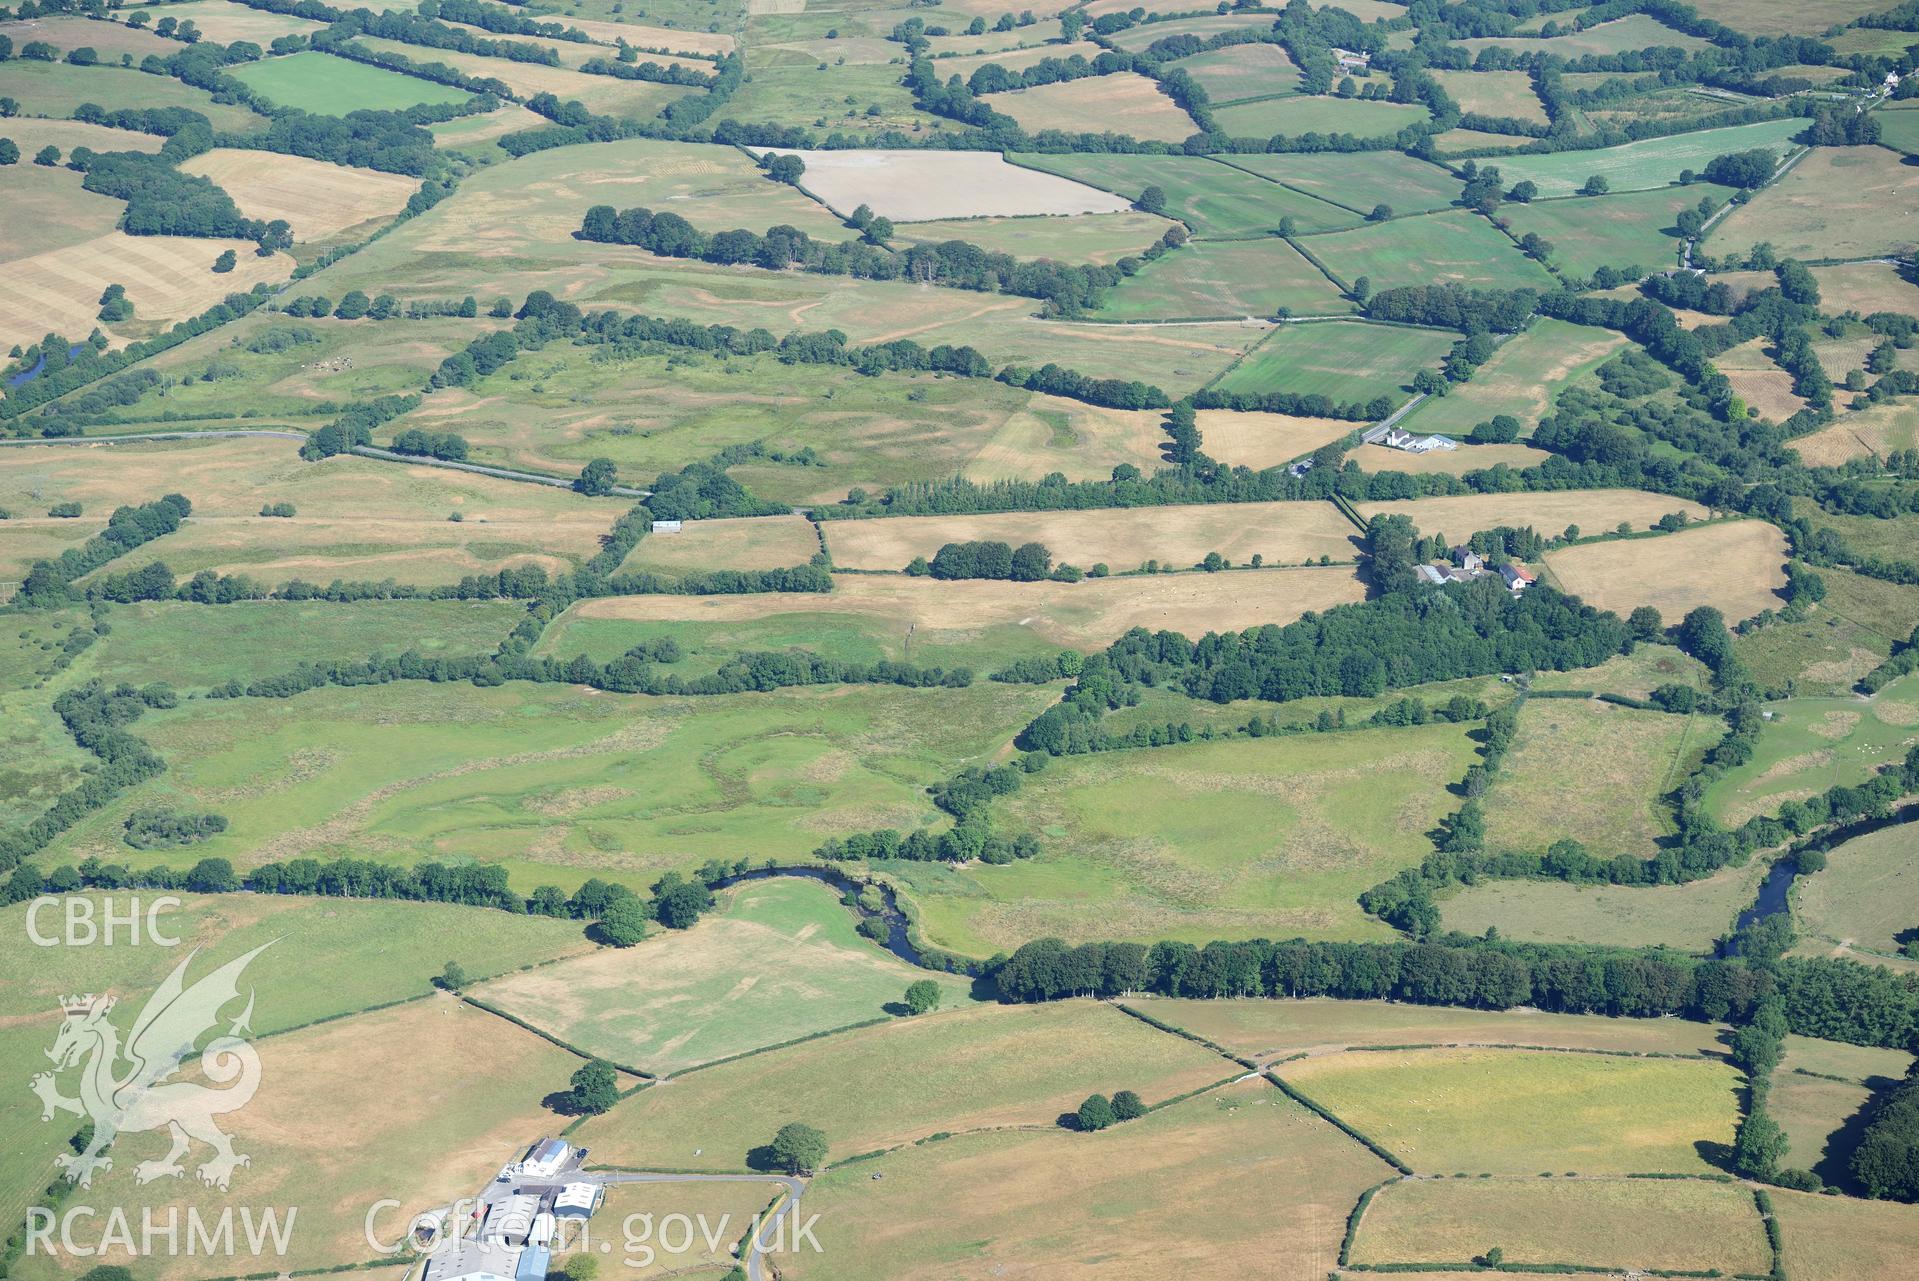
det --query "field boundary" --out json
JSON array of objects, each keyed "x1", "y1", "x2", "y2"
[{"x1": 1264, "y1": 1070, "x2": 1414, "y2": 1174}]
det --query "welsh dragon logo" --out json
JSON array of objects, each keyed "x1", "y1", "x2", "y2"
[{"x1": 31, "y1": 943, "x2": 272, "y2": 1191}]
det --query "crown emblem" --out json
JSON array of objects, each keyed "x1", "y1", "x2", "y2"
[{"x1": 59, "y1": 994, "x2": 114, "y2": 1017}]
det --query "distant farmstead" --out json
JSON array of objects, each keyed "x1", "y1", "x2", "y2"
[
  {"x1": 1362, "y1": 424, "x2": 1457, "y2": 454},
  {"x1": 1417, "y1": 545, "x2": 1535, "y2": 594}
]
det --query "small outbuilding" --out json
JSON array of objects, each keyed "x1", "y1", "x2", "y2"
[{"x1": 553, "y1": 1184, "x2": 604, "y2": 1220}]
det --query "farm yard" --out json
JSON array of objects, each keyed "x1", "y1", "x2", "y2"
[{"x1": 6, "y1": 0, "x2": 1919, "y2": 1272}]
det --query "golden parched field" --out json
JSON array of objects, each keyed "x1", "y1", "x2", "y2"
[
  {"x1": 179, "y1": 149, "x2": 421, "y2": 244},
  {"x1": 7, "y1": 996, "x2": 582, "y2": 1281},
  {"x1": 1772, "y1": 1187, "x2": 1919, "y2": 1281},
  {"x1": 790, "y1": 1079, "x2": 1390, "y2": 1281},
  {"x1": 1481, "y1": 698, "x2": 1693, "y2": 857},
  {"x1": 1542, "y1": 520, "x2": 1789, "y2": 624},
  {"x1": 1277, "y1": 1046, "x2": 1741, "y2": 1175},
  {"x1": 1790, "y1": 399, "x2": 1919, "y2": 467},
  {"x1": 0, "y1": 233, "x2": 292, "y2": 353},
  {"x1": 1709, "y1": 147, "x2": 1919, "y2": 263},
  {"x1": 820, "y1": 500, "x2": 1361, "y2": 570},
  {"x1": 1354, "y1": 489, "x2": 1710, "y2": 546},
  {"x1": 619, "y1": 513, "x2": 819, "y2": 574},
  {"x1": 570, "y1": 563, "x2": 1369, "y2": 651},
  {"x1": 1195, "y1": 410, "x2": 1356, "y2": 470},
  {"x1": 119, "y1": 0, "x2": 330, "y2": 44},
  {"x1": 1350, "y1": 1177, "x2": 1770, "y2": 1274},
  {"x1": 987, "y1": 72, "x2": 1201, "y2": 144}
]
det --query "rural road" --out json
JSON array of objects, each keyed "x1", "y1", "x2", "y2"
[
  {"x1": 585, "y1": 1170, "x2": 806, "y2": 1281},
  {"x1": 0, "y1": 430, "x2": 647, "y2": 498}
]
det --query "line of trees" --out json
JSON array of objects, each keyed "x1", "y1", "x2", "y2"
[{"x1": 11, "y1": 495, "x2": 192, "y2": 606}]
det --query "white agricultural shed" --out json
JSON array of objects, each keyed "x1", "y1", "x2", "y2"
[{"x1": 554, "y1": 1183, "x2": 604, "y2": 1219}]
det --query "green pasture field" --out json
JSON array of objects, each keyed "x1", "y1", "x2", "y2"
[
  {"x1": 1211, "y1": 94, "x2": 1429, "y2": 140},
  {"x1": 1350, "y1": 1177, "x2": 1770, "y2": 1274},
  {"x1": 572, "y1": 1000, "x2": 1234, "y2": 1170},
  {"x1": 1212, "y1": 321, "x2": 1456, "y2": 402},
  {"x1": 1489, "y1": 117, "x2": 1806, "y2": 197},
  {"x1": 1685, "y1": 0, "x2": 1907, "y2": 36},
  {"x1": 1103, "y1": 11, "x2": 1280, "y2": 50},
  {"x1": 1302, "y1": 209, "x2": 1556, "y2": 292},
  {"x1": 1482, "y1": 698, "x2": 1697, "y2": 856},
  {"x1": 307, "y1": 210, "x2": 1266, "y2": 391},
  {"x1": 1587, "y1": 86, "x2": 1752, "y2": 130},
  {"x1": 480, "y1": 138, "x2": 850, "y2": 240},
  {"x1": 1823, "y1": 25, "x2": 1919, "y2": 55},
  {"x1": 1129, "y1": 996, "x2": 1730, "y2": 1059},
  {"x1": 1458, "y1": 14, "x2": 1713, "y2": 58},
  {"x1": 0, "y1": 60, "x2": 270, "y2": 132},
  {"x1": 1734, "y1": 612, "x2": 1892, "y2": 696},
  {"x1": 79, "y1": 600, "x2": 526, "y2": 687},
  {"x1": 1011, "y1": 152, "x2": 1364, "y2": 235},
  {"x1": 348, "y1": 35, "x2": 700, "y2": 121},
  {"x1": 1094, "y1": 236, "x2": 1354, "y2": 320},
  {"x1": 1794, "y1": 823, "x2": 1919, "y2": 958},
  {"x1": 1220, "y1": 150, "x2": 1465, "y2": 215},
  {"x1": 1396, "y1": 318, "x2": 1625, "y2": 437},
  {"x1": 1529, "y1": 643, "x2": 1709, "y2": 699},
  {"x1": 1277, "y1": 1046, "x2": 1742, "y2": 1174},
  {"x1": 1709, "y1": 146, "x2": 1919, "y2": 263},
  {"x1": 1171, "y1": 41, "x2": 1300, "y2": 103},
  {"x1": 41, "y1": 679, "x2": 1057, "y2": 894},
  {"x1": 892, "y1": 210, "x2": 1179, "y2": 263},
  {"x1": 1430, "y1": 125, "x2": 1536, "y2": 155},
  {"x1": 1732, "y1": 566, "x2": 1904, "y2": 694},
  {"x1": 889, "y1": 722, "x2": 1478, "y2": 957},
  {"x1": 1430, "y1": 69, "x2": 1549, "y2": 124},
  {"x1": 227, "y1": 51, "x2": 470, "y2": 114},
  {"x1": 51, "y1": 314, "x2": 491, "y2": 427},
  {"x1": 791, "y1": 1079, "x2": 1389, "y2": 1281},
  {"x1": 1097, "y1": 678, "x2": 1516, "y2": 745},
  {"x1": 1702, "y1": 669, "x2": 1919, "y2": 826},
  {"x1": 0, "y1": 615, "x2": 104, "y2": 826},
  {"x1": 475, "y1": 878, "x2": 973, "y2": 1074},
  {"x1": 1499, "y1": 184, "x2": 1735, "y2": 279},
  {"x1": 1437, "y1": 857, "x2": 1767, "y2": 951},
  {"x1": 714, "y1": 61, "x2": 925, "y2": 133},
  {"x1": 1881, "y1": 106, "x2": 1919, "y2": 156},
  {"x1": 534, "y1": 601, "x2": 1061, "y2": 676},
  {"x1": 1817, "y1": 560, "x2": 1919, "y2": 642},
  {"x1": 1770, "y1": 1064, "x2": 1875, "y2": 1186},
  {"x1": 408, "y1": 343, "x2": 1167, "y2": 502},
  {"x1": 0, "y1": 893, "x2": 589, "y2": 1235}
]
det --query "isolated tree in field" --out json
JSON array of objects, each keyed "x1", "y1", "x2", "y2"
[
  {"x1": 769, "y1": 1122, "x2": 828, "y2": 1174},
  {"x1": 1351, "y1": 274, "x2": 1370, "y2": 301},
  {"x1": 1732, "y1": 1106, "x2": 1786, "y2": 1179},
  {"x1": 599, "y1": 895, "x2": 649, "y2": 946},
  {"x1": 1111, "y1": 1090, "x2": 1145, "y2": 1121},
  {"x1": 212, "y1": 249, "x2": 236, "y2": 273},
  {"x1": 0, "y1": 138, "x2": 16, "y2": 165},
  {"x1": 1627, "y1": 605, "x2": 1664, "y2": 642},
  {"x1": 33, "y1": 144, "x2": 59, "y2": 166},
  {"x1": 904, "y1": 979, "x2": 942, "y2": 1015},
  {"x1": 576, "y1": 457, "x2": 618, "y2": 496},
  {"x1": 1580, "y1": 175, "x2": 1609, "y2": 196},
  {"x1": 1506, "y1": 180, "x2": 1536, "y2": 202},
  {"x1": 651, "y1": 872, "x2": 713, "y2": 929},
  {"x1": 439, "y1": 960, "x2": 468, "y2": 991},
  {"x1": 1076, "y1": 1094, "x2": 1116, "y2": 1131},
  {"x1": 568, "y1": 1060, "x2": 620, "y2": 1115},
  {"x1": 1135, "y1": 184, "x2": 1166, "y2": 215}
]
